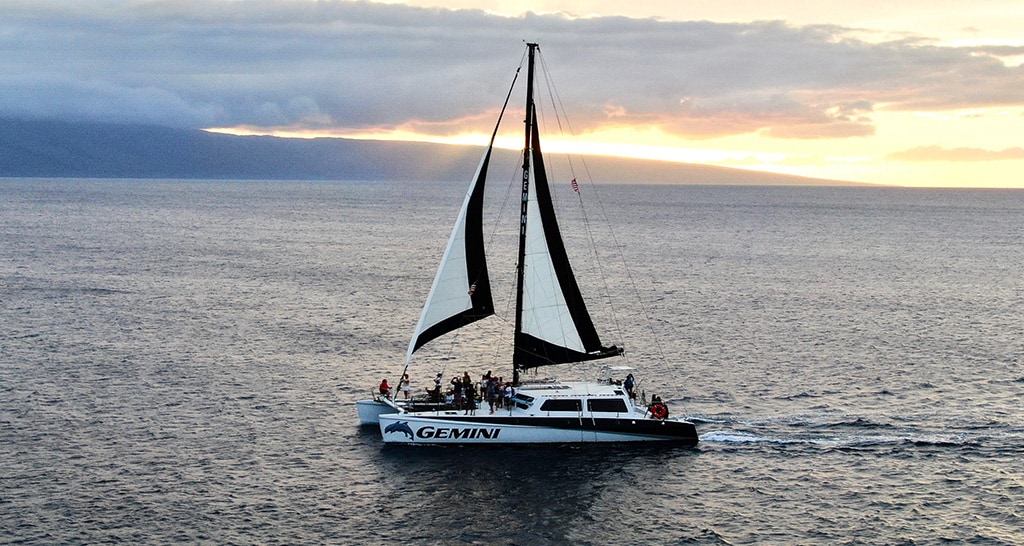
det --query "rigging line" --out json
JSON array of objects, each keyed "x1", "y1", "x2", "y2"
[
  {"x1": 482, "y1": 54, "x2": 527, "y2": 300},
  {"x1": 465, "y1": 53, "x2": 529, "y2": 374},
  {"x1": 488, "y1": 52, "x2": 532, "y2": 367},
  {"x1": 537, "y1": 50, "x2": 670, "y2": 371},
  {"x1": 589, "y1": 177, "x2": 671, "y2": 367},
  {"x1": 495, "y1": 160, "x2": 521, "y2": 338},
  {"x1": 480, "y1": 46, "x2": 526, "y2": 232},
  {"x1": 537, "y1": 49, "x2": 583, "y2": 195},
  {"x1": 453, "y1": 49, "x2": 524, "y2": 321},
  {"x1": 537, "y1": 49, "x2": 579, "y2": 179},
  {"x1": 538, "y1": 51, "x2": 669, "y2": 367},
  {"x1": 537, "y1": 48, "x2": 569, "y2": 137},
  {"x1": 537, "y1": 48, "x2": 628, "y2": 352},
  {"x1": 572, "y1": 147, "x2": 672, "y2": 367},
  {"x1": 566, "y1": 157, "x2": 631, "y2": 354}
]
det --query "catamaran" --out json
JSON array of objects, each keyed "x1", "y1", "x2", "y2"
[{"x1": 375, "y1": 43, "x2": 698, "y2": 445}]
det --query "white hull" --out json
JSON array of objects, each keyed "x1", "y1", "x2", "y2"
[
  {"x1": 380, "y1": 413, "x2": 695, "y2": 444},
  {"x1": 357, "y1": 399, "x2": 399, "y2": 426},
  {"x1": 358, "y1": 396, "x2": 452, "y2": 426}
]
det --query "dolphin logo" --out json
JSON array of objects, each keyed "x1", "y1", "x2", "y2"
[{"x1": 384, "y1": 421, "x2": 415, "y2": 440}]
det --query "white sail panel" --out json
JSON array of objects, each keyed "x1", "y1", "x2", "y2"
[
  {"x1": 520, "y1": 161, "x2": 588, "y2": 353},
  {"x1": 416, "y1": 207, "x2": 471, "y2": 333}
]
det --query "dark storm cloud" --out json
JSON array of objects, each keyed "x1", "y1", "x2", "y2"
[{"x1": 3, "y1": 0, "x2": 1022, "y2": 139}]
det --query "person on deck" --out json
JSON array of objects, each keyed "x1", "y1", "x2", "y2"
[
  {"x1": 495, "y1": 379, "x2": 505, "y2": 409},
  {"x1": 451, "y1": 376, "x2": 463, "y2": 409},
  {"x1": 430, "y1": 372, "x2": 443, "y2": 402},
  {"x1": 503, "y1": 382, "x2": 514, "y2": 409},
  {"x1": 379, "y1": 378, "x2": 391, "y2": 398},
  {"x1": 462, "y1": 372, "x2": 474, "y2": 409},
  {"x1": 624, "y1": 373, "x2": 636, "y2": 400},
  {"x1": 486, "y1": 378, "x2": 498, "y2": 414},
  {"x1": 400, "y1": 373, "x2": 411, "y2": 400},
  {"x1": 463, "y1": 381, "x2": 477, "y2": 413}
]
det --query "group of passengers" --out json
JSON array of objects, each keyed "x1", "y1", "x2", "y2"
[
  {"x1": 481, "y1": 371, "x2": 515, "y2": 414},
  {"x1": 442, "y1": 372, "x2": 477, "y2": 410},
  {"x1": 380, "y1": 370, "x2": 520, "y2": 413},
  {"x1": 380, "y1": 370, "x2": 514, "y2": 413}
]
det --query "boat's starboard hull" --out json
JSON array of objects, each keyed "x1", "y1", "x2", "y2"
[{"x1": 379, "y1": 413, "x2": 698, "y2": 445}]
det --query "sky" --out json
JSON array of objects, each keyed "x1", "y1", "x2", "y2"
[{"x1": 3, "y1": 1, "x2": 1023, "y2": 187}]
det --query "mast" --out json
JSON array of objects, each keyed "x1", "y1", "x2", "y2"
[{"x1": 513, "y1": 43, "x2": 538, "y2": 386}]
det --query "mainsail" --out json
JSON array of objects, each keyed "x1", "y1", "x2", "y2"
[
  {"x1": 513, "y1": 103, "x2": 622, "y2": 371},
  {"x1": 511, "y1": 44, "x2": 622, "y2": 380}
]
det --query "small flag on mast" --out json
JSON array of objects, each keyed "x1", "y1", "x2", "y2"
[
  {"x1": 570, "y1": 177, "x2": 579, "y2": 192},
  {"x1": 468, "y1": 282, "x2": 477, "y2": 296}
]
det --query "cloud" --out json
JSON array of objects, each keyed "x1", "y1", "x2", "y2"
[
  {"x1": 3, "y1": 1, "x2": 1023, "y2": 141},
  {"x1": 886, "y1": 145, "x2": 1024, "y2": 161}
]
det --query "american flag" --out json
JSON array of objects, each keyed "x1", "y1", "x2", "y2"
[{"x1": 570, "y1": 177, "x2": 579, "y2": 192}]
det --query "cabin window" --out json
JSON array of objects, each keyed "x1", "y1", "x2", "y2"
[
  {"x1": 587, "y1": 399, "x2": 628, "y2": 413},
  {"x1": 539, "y1": 399, "x2": 582, "y2": 412},
  {"x1": 511, "y1": 393, "x2": 534, "y2": 409}
]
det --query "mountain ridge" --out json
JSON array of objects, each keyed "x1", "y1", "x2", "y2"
[{"x1": 0, "y1": 118, "x2": 864, "y2": 185}]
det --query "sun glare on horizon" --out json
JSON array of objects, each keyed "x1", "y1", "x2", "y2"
[
  {"x1": 204, "y1": 125, "x2": 855, "y2": 183},
  {"x1": 205, "y1": 121, "x2": 1024, "y2": 189}
]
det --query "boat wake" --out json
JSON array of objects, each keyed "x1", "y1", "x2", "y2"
[
  {"x1": 688, "y1": 410, "x2": 1015, "y2": 451},
  {"x1": 699, "y1": 429, "x2": 982, "y2": 449}
]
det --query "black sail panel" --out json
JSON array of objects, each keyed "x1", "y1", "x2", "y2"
[
  {"x1": 516, "y1": 333, "x2": 623, "y2": 368},
  {"x1": 530, "y1": 126, "x2": 601, "y2": 349}
]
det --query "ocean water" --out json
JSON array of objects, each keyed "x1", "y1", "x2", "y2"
[{"x1": 2, "y1": 178, "x2": 1022, "y2": 545}]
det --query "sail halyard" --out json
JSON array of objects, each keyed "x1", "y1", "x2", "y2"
[{"x1": 512, "y1": 43, "x2": 622, "y2": 383}]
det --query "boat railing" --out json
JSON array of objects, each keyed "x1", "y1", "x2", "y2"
[{"x1": 516, "y1": 383, "x2": 571, "y2": 391}]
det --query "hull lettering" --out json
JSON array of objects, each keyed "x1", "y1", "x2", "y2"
[{"x1": 416, "y1": 426, "x2": 502, "y2": 440}]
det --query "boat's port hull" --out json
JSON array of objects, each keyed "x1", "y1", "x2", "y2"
[
  {"x1": 357, "y1": 399, "x2": 398, "y2": 426},
  {"x1": 358, "y1": 398, "x2": 453, "y2": 426}
]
